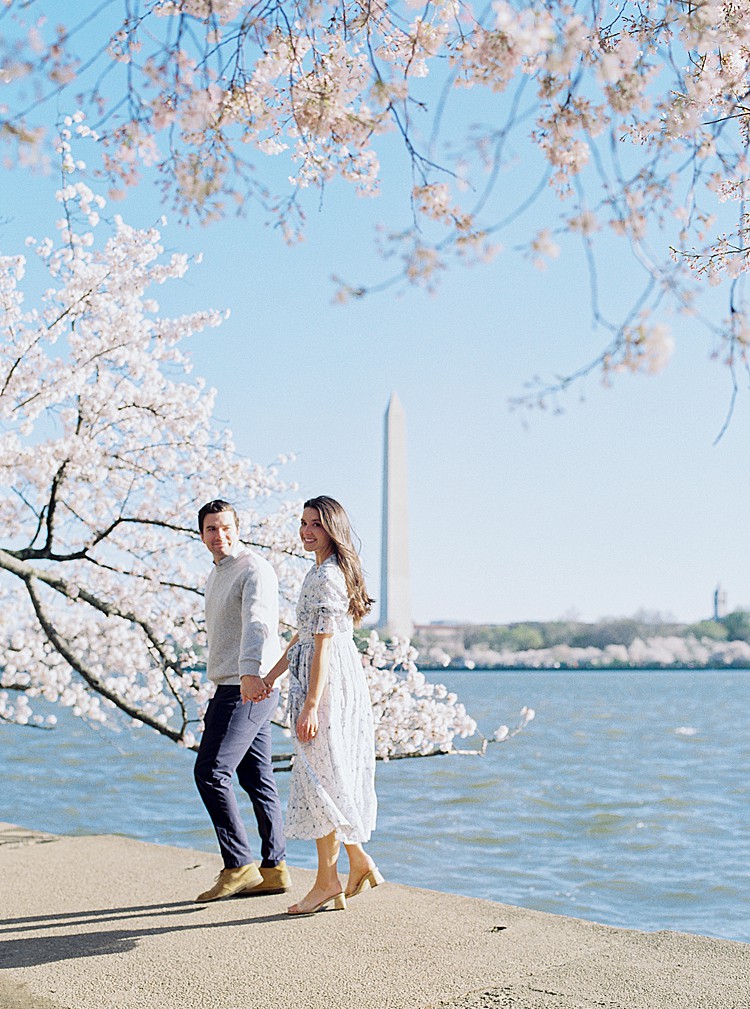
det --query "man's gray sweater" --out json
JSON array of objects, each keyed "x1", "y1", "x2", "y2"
[{"x1": 204, "y1": 546, "x2": 282, "y2": 685}]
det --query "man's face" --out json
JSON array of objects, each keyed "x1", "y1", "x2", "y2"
[{"x1": 200, "y1": 510, "x2": 239, "y2": 564}]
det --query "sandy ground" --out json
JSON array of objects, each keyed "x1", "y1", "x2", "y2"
[{"x1": 0, "y1": 822, "x2": 747, "y2": 1009}]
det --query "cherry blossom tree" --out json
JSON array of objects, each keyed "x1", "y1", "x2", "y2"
[
  {"x1": 2, "y1": 0, "x2": 749, "y2": 401},
  {"x1": 0, "y1": 126, "x2": 515, "y2": 759},
  {"x1": 0, "y1": 119, "x2": 296, "y2": 746}
]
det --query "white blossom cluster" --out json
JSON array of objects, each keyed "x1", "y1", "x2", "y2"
[{"x1": 362, "y1": 632, "x2": 480, "y2": 758}]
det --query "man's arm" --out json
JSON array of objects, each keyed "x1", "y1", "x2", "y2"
[{"x1": 239, "y1": 560, "x2": 278, "y2": 703}]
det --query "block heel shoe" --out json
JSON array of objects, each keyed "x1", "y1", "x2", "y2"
[
  {"x1": 287, "y1": 891, "x2": 347, "y2": 915},
  {"x1": 345, "y1": 867, "x2": 384, "y2": 899}
]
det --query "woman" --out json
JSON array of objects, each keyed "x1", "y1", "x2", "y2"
[{"x1": 263, "y1": 495, "x2": 383, "y2": 915}]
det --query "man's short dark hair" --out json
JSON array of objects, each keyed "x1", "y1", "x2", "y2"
[{"x1": 198, "y1": 499, "x2": 239, "y2": 534}]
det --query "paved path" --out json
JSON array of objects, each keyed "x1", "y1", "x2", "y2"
[{"x1": 0, "y1": 823, "x2": 747, "y2": 1009}]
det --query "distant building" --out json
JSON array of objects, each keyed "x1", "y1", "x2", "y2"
[{"x1": 378, "y1": 393, "x2": 413, "y2": 639}]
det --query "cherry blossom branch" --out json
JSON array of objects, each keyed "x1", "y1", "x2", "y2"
[
  {"x1": 24, "y1": 577, "x2": 189, "y2": 745},
  {"x1": 0, "y1": 548, "x2": 192, "y2": 689}
]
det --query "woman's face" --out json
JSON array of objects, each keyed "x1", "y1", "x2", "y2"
[{"x1": 300, "y1": 506, "x2": 333, "y2": 559}]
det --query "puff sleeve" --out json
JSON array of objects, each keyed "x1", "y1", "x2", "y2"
[{"x1": 310, "y1": 565, "x2": 351, "y2": 635}]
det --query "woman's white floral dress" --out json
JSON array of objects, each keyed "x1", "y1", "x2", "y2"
[{"x1": 285, "y1": 556, "x2": 377, "y2": 844}]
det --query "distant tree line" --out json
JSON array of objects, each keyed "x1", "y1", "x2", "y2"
[{"x1": 417, "y1": 611, "x2": 750, "y2": 654}]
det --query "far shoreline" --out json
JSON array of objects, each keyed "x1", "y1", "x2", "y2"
[{"x1": 420, "y1": 663, "x2": 750, "y2": 673}]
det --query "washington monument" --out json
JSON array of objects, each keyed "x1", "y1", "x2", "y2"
[{"x1": 379, "y1": 393, "x2": 413, "y2": 639}]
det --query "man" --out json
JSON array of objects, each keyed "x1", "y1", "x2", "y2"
[{"x1": 193, "y1": 499, "x2": 291, "y2": 902}]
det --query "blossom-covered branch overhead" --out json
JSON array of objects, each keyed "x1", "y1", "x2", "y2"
[{"x1": 2, "y1": 1, "x2": 750, "y2": 393}]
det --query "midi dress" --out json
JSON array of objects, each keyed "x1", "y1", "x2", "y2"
[{"x1": 285, "y1": 555, "x2": 377, "y2": 844}]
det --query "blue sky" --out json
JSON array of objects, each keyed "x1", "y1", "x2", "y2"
[{"x1": 3, "y1": 20, "x2": 749, "y2": 626}]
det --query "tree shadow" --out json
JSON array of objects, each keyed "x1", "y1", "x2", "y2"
[{"x1": 0, "y1": 902, "x2": 291, "y2": 969}]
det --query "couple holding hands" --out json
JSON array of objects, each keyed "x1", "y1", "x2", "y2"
[{"x1": 194, "y1": 495, "x2": 382, "y2": 916}]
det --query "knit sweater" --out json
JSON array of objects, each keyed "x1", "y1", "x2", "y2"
[{"x1": 204, "y1": 545, "x2": 282, "y2": 685}]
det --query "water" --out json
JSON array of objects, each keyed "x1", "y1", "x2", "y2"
[{"x1": 2, "y1": 669, "x2": 748, "y2": 943}]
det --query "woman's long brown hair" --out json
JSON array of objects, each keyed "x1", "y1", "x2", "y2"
[{"x1": 304, "y1": 496, "x2": 375, "y2": 624}]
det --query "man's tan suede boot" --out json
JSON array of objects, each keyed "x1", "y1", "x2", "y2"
[
  {"x1": 195, "y1": 863, "x2": 263, "y2": 902},
  {"x1": 242, "y1": 860, "x2": 292, "y2": 895}
]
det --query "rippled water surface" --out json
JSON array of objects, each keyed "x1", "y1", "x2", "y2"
[{"x1": 2, "y1": 669, "x2": 748, "y2": 942}]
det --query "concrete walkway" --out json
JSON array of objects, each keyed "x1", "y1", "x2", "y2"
[{"x1": 0, "y1": 823, "x2": 747, "y2": 1009}]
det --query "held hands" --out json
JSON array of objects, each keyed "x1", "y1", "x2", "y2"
[
  {"x1": 240, "y1": 674, "x2": 272, "y2": 704},
  {"x1": 296, "y1": 700, "x2": 319, "y2": 743}
]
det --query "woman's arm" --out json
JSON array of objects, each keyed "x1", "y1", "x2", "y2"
[
  {"x1": 296, "y1": 633, "x2": 332, "y2": 743},
  {"x1": 263, "y1": 633, "x2": 299, "y2": 688}
]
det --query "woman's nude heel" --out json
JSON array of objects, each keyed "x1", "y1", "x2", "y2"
[
  {"x1": 346, "y1": 867, "x2": 384, "y2": 898},
  {"x1": 287, "y1": 891, "x2": 347, "y2": 915}
]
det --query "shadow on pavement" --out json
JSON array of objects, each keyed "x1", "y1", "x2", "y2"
[{"x1": 0, "y1": 903, "x2": 293, "y2": 969}]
